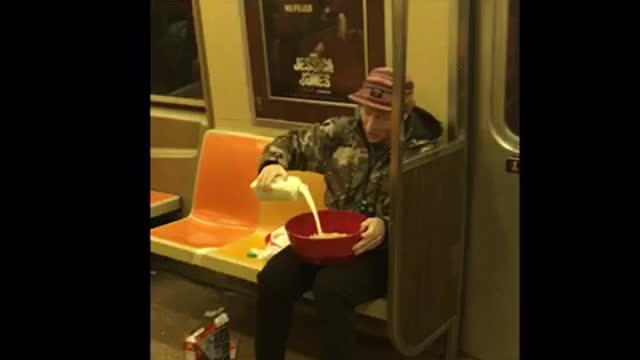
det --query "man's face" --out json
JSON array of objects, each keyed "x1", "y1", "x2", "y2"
[{"x1": 360, "y1": 105, "x2": 392, "y2": 144}]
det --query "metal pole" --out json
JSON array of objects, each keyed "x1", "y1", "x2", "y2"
[
  {"x1": 387, "y1": 0, "x2": 410, "y2": 353},
  {"x1": 387, "y1": 0, "x2": 470, "y2": 358}
]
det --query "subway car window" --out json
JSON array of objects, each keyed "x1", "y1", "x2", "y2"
[
  {"x1": 505, "y1": 0, "x2": 519, "y2": 136},
  {"x1": 150, "y1": 1, "x2": 203, "y2": 102}
]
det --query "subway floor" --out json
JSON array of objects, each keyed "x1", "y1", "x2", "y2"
[{"x1": 150, "y1": 259, "x2": 447, "y2": 360}]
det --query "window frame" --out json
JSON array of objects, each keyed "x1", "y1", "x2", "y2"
[
  {"x1": 489, "y1": 0, "x2": 519, "y2": 154},
  {"x1": 150, "y1": 0, "x2": 214, "y2": 127}
]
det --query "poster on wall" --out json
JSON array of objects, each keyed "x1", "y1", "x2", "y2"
[{"x1": 261, "y1": 0, "x2": 368, "y2": 104}]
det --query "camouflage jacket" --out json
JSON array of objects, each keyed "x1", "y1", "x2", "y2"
[{"x1": 258, "y1": 106, "x2": 442, "y2": 245}]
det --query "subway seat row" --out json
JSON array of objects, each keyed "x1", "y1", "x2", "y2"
[{"x1": 150, "y1": 129, "x2": 387, "y2": 320}]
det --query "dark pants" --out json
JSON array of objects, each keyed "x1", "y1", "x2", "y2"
[{"x1": 255, "y1": 245, "x2": 388, "y2": 360}]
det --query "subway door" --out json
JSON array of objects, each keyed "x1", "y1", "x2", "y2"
[{"x1": 462, "y1": 0, "x2": 519, "y2": 359}]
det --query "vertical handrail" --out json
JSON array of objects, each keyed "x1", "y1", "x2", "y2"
[
  {"x1": 388, "y1": 0, "x2": 410, "y2": 354},
  {"x1": 388, "y1": 0, "x2": 470, "y2": 357}
]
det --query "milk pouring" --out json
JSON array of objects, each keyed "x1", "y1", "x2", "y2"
[{"x1": 250, "y1": 176, "x2": 324, "y2": 235}]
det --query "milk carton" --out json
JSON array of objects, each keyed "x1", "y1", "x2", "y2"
[{"x1": 250, "y1": 176, "x2": 307, "y2": 202}]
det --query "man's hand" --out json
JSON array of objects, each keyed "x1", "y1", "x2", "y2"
[
  {"x1": 257, "y1": 164, "x2": 288, "y2": 191},
  {"x1": 352, "y1": 217, "x2": 385, "y2": 255}
]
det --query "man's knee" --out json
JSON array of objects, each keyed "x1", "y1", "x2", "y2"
[
  {"x1": 313, "y1": 270, "x2": 349, "y2": 303},
  {"x1": 257, "y1": 260, "x2": 285, "y2": 293},
  {"x1": 313, "y1": 260, "x2": 386, "y2": 308},
  {"x1": 257, "y1": 247, "x2": 300, "y2": 293}
]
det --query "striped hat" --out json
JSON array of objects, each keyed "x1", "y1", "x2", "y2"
[{"x1": 348, "y1": 67, "x2": 414, "y2": 112}]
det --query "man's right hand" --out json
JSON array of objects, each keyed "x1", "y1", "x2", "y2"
[{"x1": 257, "y1": 164, "x2": 288, "y2": 191}]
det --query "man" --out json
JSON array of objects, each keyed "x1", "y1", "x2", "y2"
[{"x1": 254, "y1": 67, "x2": 443, "y2": 360}]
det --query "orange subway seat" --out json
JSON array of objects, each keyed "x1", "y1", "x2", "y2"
[
  {"x1": 150, "y1": 190, "x2": 179, "y2": 205},
  {"x1": 191, "y1": 133, "x2": 269, "y2": 225},
  {"x1": 151, "y1": 131, "x2": 270, "y2": 248},
  {"x1": 151, "y1": 217, "x2": 258, "y2": 248},
  {"x1": 150, "y1": 190, "x2": 181, "y2": 218}
]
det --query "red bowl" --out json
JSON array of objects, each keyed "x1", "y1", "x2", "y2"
[{"x1": 285, "y1": 210, "x2": 367, "y2": 264}]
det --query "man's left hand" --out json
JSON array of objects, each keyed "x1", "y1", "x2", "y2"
[{"x1": 353, "y1": 217, "x2": 385, "y2": 255}]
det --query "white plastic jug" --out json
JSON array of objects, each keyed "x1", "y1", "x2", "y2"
[{"x1": 250, "y1": 176, "x2": 307, "y2": 202}]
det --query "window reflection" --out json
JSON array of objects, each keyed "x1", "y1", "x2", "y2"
[{"x1": 150, "y1": 1, "x2": 203, "y2": 100}]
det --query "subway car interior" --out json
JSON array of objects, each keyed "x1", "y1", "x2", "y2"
[{"x1": 150, "y1": 0, "x2": 519, "y2": 359}]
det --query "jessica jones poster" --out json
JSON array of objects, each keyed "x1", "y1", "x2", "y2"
[{"x1": 261, "y1": 0, "x2": 368, "y2": 103}]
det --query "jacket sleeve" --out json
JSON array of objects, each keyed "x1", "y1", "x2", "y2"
[{"x1": 258, "y1": 116, "x2": 350, "y2": 173}]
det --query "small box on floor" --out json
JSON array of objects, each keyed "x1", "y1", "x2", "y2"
[{"x1": 184, "y1": 307, "x2": 234, "y2": 360}]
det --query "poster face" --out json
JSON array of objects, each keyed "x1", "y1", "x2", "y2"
[{"x1": 261, "y1": 0, "x2": 367, "y2": 103}]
